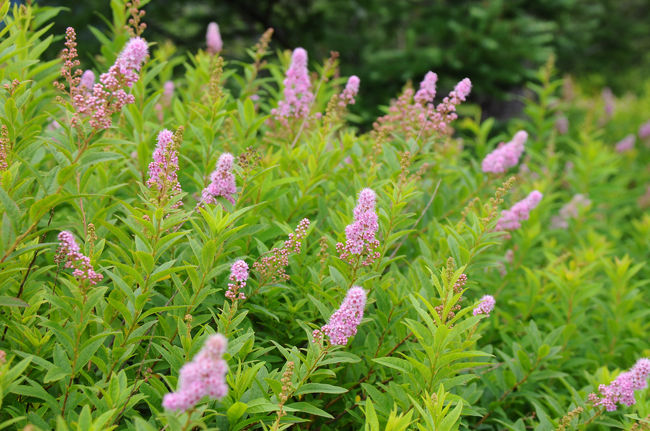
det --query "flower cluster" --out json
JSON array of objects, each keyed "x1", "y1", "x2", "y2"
[
  {"x1": 589, "y1": 358, "x2": 650, "y2": 411},
  {"x1": 146, "y1": 128, "x2": 182, "y2": 207},
  {"x1": 639, "y1": 120, "x2": 650, "y2": 140},
  {"x1": 551, "y1": 194, "x2": 591, "y2": 229},
  {"x1": 338, "y1": 75, "x2": 360, "y2": 107},
  {"x1": 162, "y1": 334, "x2": 229, "y2": 411},
  {"x1": 373, "y1": 71, "x2": 471, "y2": 139},
  {"x1": 616, "y1": 134, "x2": 635, "y2": 153},
  {"x1": 313, "y1": 286, "x2": 367, "y2": 345},
  {"x1": 58, "y1": 29, "x2": 149, "y2": 131},
  {"x1": 206, "y1": 22, "x2": 223, "y2": 54},
  {"x1": 271, "y1": 48, "x2": 314, "y2": 124},
  {"x1": 54, "y1": 231, "x2": 103, "y2": 285},
  {"x1": 481, "y1": 131, "x2": 528, "y2": 173},
  {"x1": 226, "y1": 260, "x2": 248, "y2": 301},
  {"x1": 253, "y1": 218, "x2": 310, "y2": 283},
  {"x1": 495, "y1": 191, "x2": 543, "y2": 232},
  {"x1": 336, "y1": 188, "x2": 380, "y2": 266},
  {"x1": 201, "y1": 153, "x2": 237, "y2": 206},
  {"x1": 473, "y1": 295, "x2": 495, "y2": 317}
]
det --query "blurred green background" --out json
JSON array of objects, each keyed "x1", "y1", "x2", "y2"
[{"x1": 42, "y1": 0, "x2": 650, "y2": 124}]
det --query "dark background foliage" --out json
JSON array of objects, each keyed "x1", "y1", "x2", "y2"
[{"x1": 43, "y1": 0, "x2": 650, "y2": 123}]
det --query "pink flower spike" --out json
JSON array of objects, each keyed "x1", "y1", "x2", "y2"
[
  {"x1": 589, "y1": 357, "x2": 650, "y2": 411},
  {"x1": 200, "y1": 153, "x2": 237, "y2": 207},
  {"x1": 473, "y1": 295, "x2": 495, "y2": 317},
  {"x1": 414, "y1": 71, "x2": 438, "y2": 105},
  {"x1": 206, "y1": 22, "x2": 223, "y2": 54},
  {"x1": 638, "y1": 120, "x2": 650, "y2": 139},
  {"x1": 80, "y1": 70, "x2": 95, "y2": 91},
  {"x1": 495, "y1": 190, "x2": 543, "y2": 232},
  {"x1": 339, "y1": 75, "x2": 360, "y2": 107},
  {"x1": 615, "y1": 134, "x2": 635, "y2": 153},
  {"x1": 481, "y1": 130, "x2": 528, "y2": 173},
  {"x1": 336, "y1": 188, "x2": 380, "y2": 266},
  {"x1": 271, "y1": 47, "x2": 314, "y2": 124},
  {"x1": 163, "y1": 334, "x2": 229, "y2": 412},
  {"x1": 54, "y1": 231, "x2": 103, "y2": 285},
  {"x1": 316, "y1": 286, "x2": 367, "y2": 346},
  {"x1": 226, "y1": 259, "x2": 249, "y2": 301}
]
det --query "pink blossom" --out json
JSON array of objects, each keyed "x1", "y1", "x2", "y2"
[
  {"x1": 555, "y1": 116, "x2": 569, "y2": 134},
  {"x1": 55, "y1": 231, "x2": 103, "y2": 285},
  {"x1": 163, "y1": 80, "x2": 174, "y2": 105},
  {"x1": 336, "y1": 188, "x2": 380, "y2": 266},
  {"x1": 206, "y1": 22, "x2": 223, "y2": 54},
  {"x1": 615, "y1": 134, "x2": 635, "y2": 153},
  {"x1": 226, "y1": 260, "x2": 248, "y2": 301},
  {"x1": 495, "y1": 191, "x2": 543, "y2": 231},
  {"x1": 271, "y1": 48, "x2": 313, "y2": 124},
  {"x1": 80, "y1": 70, "x2": 94, "y2": 91},
  {"x1": 339, "y1": 75, "x2": 360, "y2": 107},
  {"x1": 551, "y1": 194, "x2": 591, "y2": 229},
  {"x1": 602, "y1": 87, "x2": 615, "y2": 119},
  {"x1": 481, "y1": 131, "x2": 528, "y2": 173},
  {"x1": 414, "y1": 71, "x2": 438, "y2": 105},
  {"x1": 639, "y1": 120, "x2": 650, "y2": 139},
  {"x1": 473, "y1": 295, "x2": 495, "y2": 317},
  {"x1": 162, "y1": 334, "x2": 229, "y2": 412},
  {"x1": 589, "y1": 358, "x2": 650, "y2": 411},
  {"x1": 201, "y1": 153, "x2": 236, "y2": 206},
  {"x1": 146, "y1": 129, "x2": 182, "y2": 207},
  {"x1": 314, "y1": 286, "x2": 367, "y2": 345}
]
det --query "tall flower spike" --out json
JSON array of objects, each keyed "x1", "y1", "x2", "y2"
[
  {"x1": 55, "y1": 231, "x2": 103, "y2": 285},
  {"x1": 473, "y1": 295, "x2": 495, "y2": 317},
  {"x1": 162, "y1": 334, "x2": 229, "y2": 412},
  {"x1": 226, "y1": 260, "x2": 248, "y2": 301},
  {"x1": 271, "y1": 48, "x2": 313, "y2": 124},
  {"x1": 206, "y1": 22, "x2": 223, "y2": 54},
  {"x1": 336, "y1": 188, "x2": 380, "y2": 266},
  {"x1": 495, "y1": 190, "x2": 543, "y2": 232},
  {"x1": 589, "y1": 358, "x2": 650, "y2": 411},
  {"x1": 314, "y1": 286, "x2": 367, "y2": 346},
  {"x1": 201, "y1": 153, "x2": 236, "y2": 206},
  {"x1": 339, "y1": 75, "x2": 360, "y2": 107},
  {"x1": 482, "y1": 131, "x2": 528, "y2": 173},
  {"x1": 146, "y1": 128, "x2": 182, "y2": 207}
]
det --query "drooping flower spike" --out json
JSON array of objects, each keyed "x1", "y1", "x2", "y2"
[
  {"x1": 162, "y1": 334, "x2": 229, "y2": 412},
  {"x1": 253, "y1": 218, "x2": 310, "y2": 283}
]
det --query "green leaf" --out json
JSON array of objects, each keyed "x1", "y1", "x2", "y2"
[
  {"x1": 294, "y1": 383, "x2": 347, "y2": 396},
  {"x1": 227, "y1": 402, "x2": 248, "y2": 423},
  {"x1": 0, "y1": 296, "x2": 29, "y2": 308}
]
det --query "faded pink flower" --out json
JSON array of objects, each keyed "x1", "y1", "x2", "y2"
[
  {"x1": 314, "y1": 286, "x2": 367, "y2": 345},
  {"x1": 206, "y1": 22, "x2": 223, "y2": 54},
  {"x1": 616, "y1": 134, "x2": 635, "y2": 153},
  {"x1": 162, "y1": 334, "x2": 229, "y2": 411},
  {"x1": 80, "y1": 70, "x2": 95, "y2": 91},
  {"x1": 253, "y1": 218, "x2": 310, "y2": 284},
  {"x1": 495, "y1": 191, "x2": 543, "y2": 231},
  {"x1": 146, "y1": 129, "x2": 182, "y2": 207},
  {"x1": 639, "y1": 120, "x2": 650, "y2": 140},
  {"x1": 482, "y1": 131, "x2": 528, "y2": 173}
]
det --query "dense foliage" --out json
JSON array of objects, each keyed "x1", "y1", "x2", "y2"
[{"x1": 1, "y1": 2, "x2": 649, "y2": 430}]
